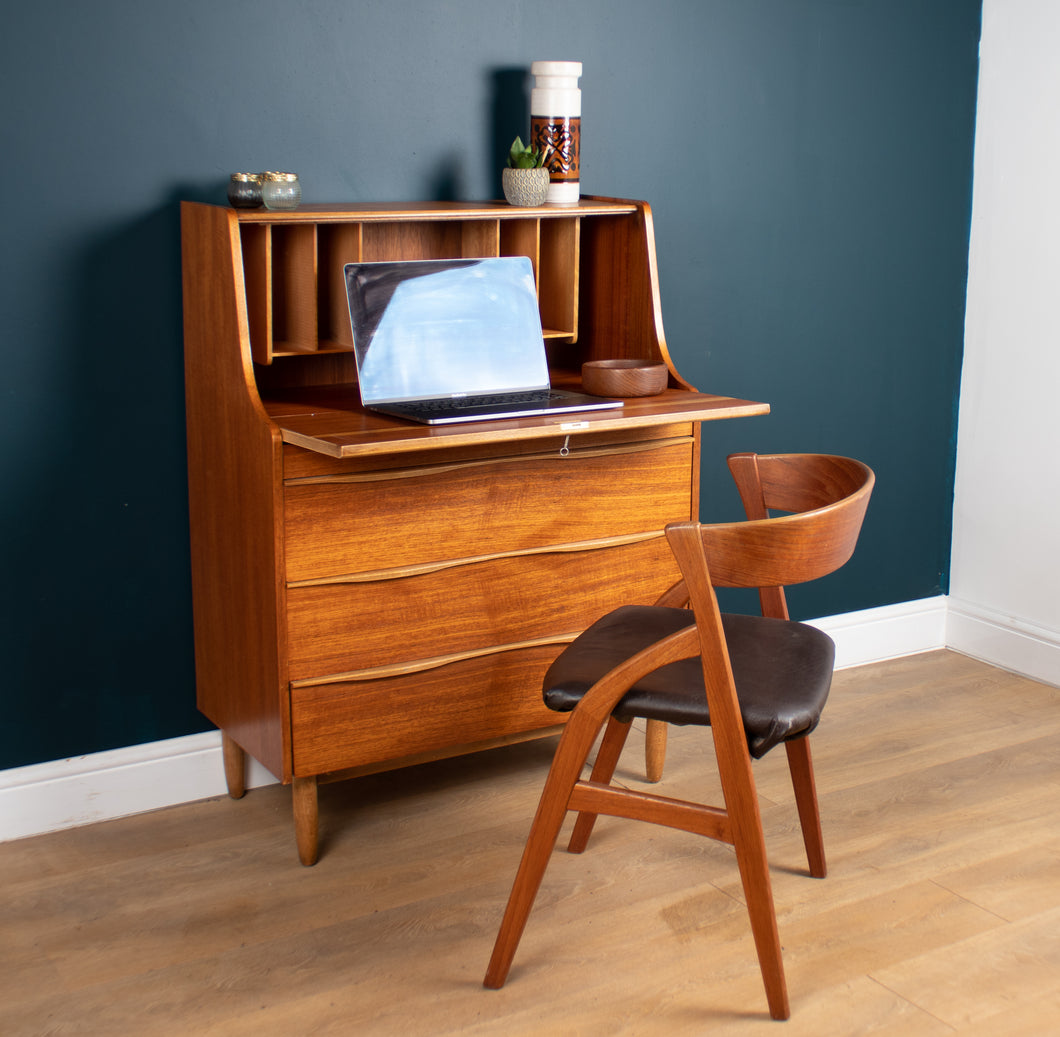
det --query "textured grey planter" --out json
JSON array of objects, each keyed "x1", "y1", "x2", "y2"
[{"x1": 502, "y1": 167, "x2": 550, "y2": 207}]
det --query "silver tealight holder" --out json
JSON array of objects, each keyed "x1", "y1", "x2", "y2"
[{"x1": 261, "y1": 171, "x2": 301, "y2": 210}]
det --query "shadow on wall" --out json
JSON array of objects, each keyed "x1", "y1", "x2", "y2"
[
  {"x1": 489, "y1": 67, "x2": 533, "y2": 200},
  {"x1": 1, "y1": 186, "x2": 227, "y2": 770},
  {"x1": 424, "y1": 156, "x2": 465, "y2": 202},
  {"x1": 417, "y1": 68, "x2": 529, "y2": 202}
]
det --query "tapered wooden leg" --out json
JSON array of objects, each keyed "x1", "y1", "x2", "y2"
[
  {"x1": 785, "y1": 737, "x2": 826, "y2": 878},
  {"x1": 731, "y1": 815, "x2": 790, "y2": 1020},
  {"x1": 293, "y1": 775, "x2": 319, "y2": 867},
  {"x1": 644, "y1": 718, "x2": 668, "y2": 783},
  {"x1": 221, "y1": 732, "x2": 245, "y2": 799},
  {"x1": 484, "y1": 709, "x2": 606, "y2": 989},
  {"x1": 708, "y1": 704, "x2": 790, "y2": 1018},
  {"x1": 719, "y1": 744, "x2": 790, "y2": 1020},
  {"x1": 699, "y1": 670, "x2": 792, "y2": 1009},
  {"x1": 567, "y1": 716, "x2": 633, "y2": 853}
]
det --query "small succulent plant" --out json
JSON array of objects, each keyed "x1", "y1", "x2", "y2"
[{"x1": 507, "y1": 136, "x2": 551, "y2": 169}]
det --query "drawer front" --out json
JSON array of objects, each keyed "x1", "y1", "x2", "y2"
[
  {"x1": 290, "y1": 644, "x2": 566, "y2": 775},
  {"x1": 286, "y1": 535, "x2": 678, "y2": 682},
  {"x1": 280, "y1": 423, "x2": 695, "y2": 479},
  {"x1": 283, "y1": 437, "x2": 694, "y2": 583}
]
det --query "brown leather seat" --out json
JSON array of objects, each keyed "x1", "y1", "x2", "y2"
[
  {"x1": 484, "y1": 453, "x2": 874, "y2": 1020},
  {"x1": 545, "y1": 606, "x2": 835, "y2": 757}
]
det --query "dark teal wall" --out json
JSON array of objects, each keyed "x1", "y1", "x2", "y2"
[{"x1": 1, "y1": 0, "x2": 981, "y2": 770}]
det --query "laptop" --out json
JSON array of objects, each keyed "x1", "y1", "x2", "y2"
[{"x1": 344, "y1": 256, "x2": 623, "y2": 425}]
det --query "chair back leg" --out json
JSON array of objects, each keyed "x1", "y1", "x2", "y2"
[
  {"x1": 785, "y1": 737, "x2": 827, "y2": 878},
  {"x1": 567, "y1": 715, "x2": 633, "y2": 853},
  {"x1": 644, "y1": 718, "x2": 667, "y2": 782}
]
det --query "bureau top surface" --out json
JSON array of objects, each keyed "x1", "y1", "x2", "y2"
[
  {"x1": 266, "y1": 382, "x2": 769, "y2": 459},
  {"x1": 231, "y1": 198, "x2": 640, "y2": 224}
]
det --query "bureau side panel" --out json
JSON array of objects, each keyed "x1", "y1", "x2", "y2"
[{"x1": 182, "y1": 202, "x2": 289, "y2": 780}]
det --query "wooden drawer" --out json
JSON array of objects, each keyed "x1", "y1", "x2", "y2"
[
  {"x1": 279, "y1": 423, "x2": 695, "y2": 479},
  {"x1": 290, "y1": 644, "x2": 566, "y2": 775},
  {"x1": 283, "y1": 436, "x2": 694, "y2": 583},
  {"x1": 285, "y1": 535, "x2": 678, "y2": 681}
]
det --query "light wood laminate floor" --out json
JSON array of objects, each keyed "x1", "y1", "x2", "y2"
[{"x1": 3, "y1": 650, "x2": 1059, "y2": 1035}]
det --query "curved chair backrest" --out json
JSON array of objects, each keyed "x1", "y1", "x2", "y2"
[{"x1": 668, "y1": 453, "x2": 874, "y2": 596}]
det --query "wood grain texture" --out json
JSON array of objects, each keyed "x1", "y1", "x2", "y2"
[
  {"x1": 282, "y1": 439, "x2": 694, "y2": 582},
  {"x1": 290, "y1": 644, "x2": 571, "y2": 774},
  {"x1": 3, "y1": 652, "x2": 1057, "y2": 1034},
  {"x1": 285, "y1": 537, "x2": 676, "y2": 681},
  {"x1": 697, "y1": 454, "x2": 874, "y2": 590}
]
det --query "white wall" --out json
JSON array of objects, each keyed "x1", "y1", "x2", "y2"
[{"x1": 949, "y1": 0, "x2": 1060, "y2": 686}]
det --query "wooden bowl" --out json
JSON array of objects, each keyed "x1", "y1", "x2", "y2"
[{"x1": 581, "y1": 359, "x2": 669, "y2": 398}]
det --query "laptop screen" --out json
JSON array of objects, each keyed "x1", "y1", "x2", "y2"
[{"x1": 344, "y1": 257, "x2": 550, "y2": 406}]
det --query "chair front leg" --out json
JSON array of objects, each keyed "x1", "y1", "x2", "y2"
[
  {"x1": 730, "y1": 800, "x2": 790, "y2": 1020},
  {"x1": 484, "y1": 707, "x2": 609, "y2": 988},
  {"x1": 715, "y1": 726, "x2": 791, "y2": 1020},
  {"x1": 486, "y1": 622, "x2": 700, "y2": 989}
]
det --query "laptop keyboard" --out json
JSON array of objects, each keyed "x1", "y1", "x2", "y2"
[{"x1": 392, "y1": 390, "x2": 559, "y2": 414}]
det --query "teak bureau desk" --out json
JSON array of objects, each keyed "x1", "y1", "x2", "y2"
[{"x1": 180, "y1": 197, "x2": 768, "y2": 864}]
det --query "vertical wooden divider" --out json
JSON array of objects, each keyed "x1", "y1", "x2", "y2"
[
  {"x1": 241, "y1": 224, "x2": 273, "y2": 365},
  {"x1": 539, "y1": 218, "x2": 580, "y2": 341},
  {"x1": 272, "y1": 225, "x2": 318, "y2": 353},
  {"x1": 500, "y1": 219, "x2": 544, "y2": 329},
  {"x1": 319, "y1": 223, "x2": 364, "y2": 348}
]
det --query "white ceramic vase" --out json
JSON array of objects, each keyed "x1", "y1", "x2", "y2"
[{"x1": 530, "y1": 60, "x2": 582, "y2": 204}]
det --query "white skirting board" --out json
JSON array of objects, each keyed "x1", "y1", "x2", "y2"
[
  {"x1": 8, "y1": 592, "x2": 1052, "y2": 845},
  {"x1": 809, "y1": 594, "x2": 947, "y2": 671},
  {"x1": 0, "y1": 733, "x2": 279, "y2": 844},
  {"x1": 945, "y1": 597, "x2": 1060, "y2": 690}
]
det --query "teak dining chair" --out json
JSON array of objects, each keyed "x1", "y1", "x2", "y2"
[
  {"x1": 644, "y1": 451, "x2": 871, "y2": 877},
  {"x1": 483, "y1": 453, "x2": 874, "y2": 1020}
]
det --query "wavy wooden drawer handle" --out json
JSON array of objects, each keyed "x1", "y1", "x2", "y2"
[{"x1": 290, "y1": 631, "x2": 582, "y2": 689}]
